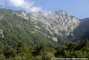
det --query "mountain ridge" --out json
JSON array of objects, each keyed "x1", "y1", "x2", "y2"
[
  {"x1": 0, "y1": 9, "x2": 89, "y2": 48},
  {"x1": 0, "y1": 9, "x2": 60, "y2": 48},
  {"x1": 15, "y1": 10, "x2": 80, "y2": 41}
]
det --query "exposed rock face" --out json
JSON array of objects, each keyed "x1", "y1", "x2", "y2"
[
  {"x1": 30, "y1": 11, "x2": 80, "y2": 37},
  {"x1": 0, "y1": 29, "x2": 4, "y2": 38},
  {"x1": 15, "y1": 10, "x2": 80, "y2": 41}
]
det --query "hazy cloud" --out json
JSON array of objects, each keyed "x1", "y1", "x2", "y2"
[
  {"x1": 8, "y1": 0, "x2": 42, "y2": 12},
  {"x1": 0, "y1": 0, "x2": 42, "y2": 12}
]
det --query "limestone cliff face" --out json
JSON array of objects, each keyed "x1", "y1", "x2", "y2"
[
  {"x1": 30, "y1": 11, "x2": 80, "y2": 37},
  {"x1": 15, "y1": 10, "x2": 80, "y2": 41},
  {"x1": 0, "y1": 29, "x2": 4, "y2": 38}
]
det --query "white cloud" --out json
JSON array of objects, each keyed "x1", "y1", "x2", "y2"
[
  {"x1": 8, "y1": 0, "x2": 42, "y2": 12},
  {"x1": 30, "y1": 7, "x2": 42, "y2": 12},
  {"x1": 0, "y1": 0, "x2": 42, "y2": 12},
  {"x1": 9, "y1": 0, "x2": 26, "y2": 7}
]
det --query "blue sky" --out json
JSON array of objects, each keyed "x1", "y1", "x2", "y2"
[{"x1": 0, "y1": 0, "x2": 89, "y2": 19}]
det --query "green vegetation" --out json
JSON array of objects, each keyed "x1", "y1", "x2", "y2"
[{"x1": 0, "y1": 39, "x2": 89, "y2": 60}]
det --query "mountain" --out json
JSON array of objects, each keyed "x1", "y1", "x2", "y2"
[
  {"x1": 74, "y1": 18, "x2": 89, "y2": 40},
  {"x1": 0, "y1": 9, "x2": 60, "y2": 48},
  {"x1": 15, "y1": 10, "x2": 80, "y2": 41},
  {"x1": 0, "y1": 9, "x2": 89, "y2": 49}
]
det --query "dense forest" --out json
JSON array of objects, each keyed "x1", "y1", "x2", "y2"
[{"x1": 0, "y1": 38, "x2": 89, "y2": 60}]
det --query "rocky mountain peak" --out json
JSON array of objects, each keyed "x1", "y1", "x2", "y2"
[
  {"x1": 15, "y1": 10, "x2": 80, "y2": 41},
  {"x1": 30, "y1": 11, "x2": 80, "y2": 40},
  {"x1": 55, "y1": 10, "x2": 69, "y2": 15}
]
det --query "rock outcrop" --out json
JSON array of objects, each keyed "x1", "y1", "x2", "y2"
[{"x1": 0, "y1": 29, "x2": 4, "y2": 38}]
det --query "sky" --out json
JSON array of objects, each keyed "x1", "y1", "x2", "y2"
[{"x1": 0, "y1": 0, "x2": 89, "y2": 19}]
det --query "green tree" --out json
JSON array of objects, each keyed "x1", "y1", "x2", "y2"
[
  {"x1": 32, "y1": 44, "x2": 46, "y2": 56},
  {"x1": 55, "y1": 46, "x2": 65, "y2": 57},
  {"x1": 74, "y1": 51, "x2": 87, "y2": 58},
  {"x1": 42, "y1": 52, "x2": 55, "y2": 60},
  {"x1": 0, "y1": 50, "x2": 5, "y2": 60},
  {"x1": 76, "y1": 38, "x2": 89, "y2": 50},
  {"x1": 17, "y1": 42, "x2": 29, "y2": 56},
  {"x1": 67, "y1": 42, "x2": 78, "y2": 50},
  {"x1": 3, "y1": 47, "x2": 15, "y2": 58}
]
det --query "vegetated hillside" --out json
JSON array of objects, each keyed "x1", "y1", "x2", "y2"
[
  {"x1": 0, "y1": 9, "x2": 61, "y2": 49},
  {"x1": 0, "y1": 38, "x2": 89, "y2": 60},
  {"x1": 74, "y1": 18, "x2": 89, "y2": 41}
]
